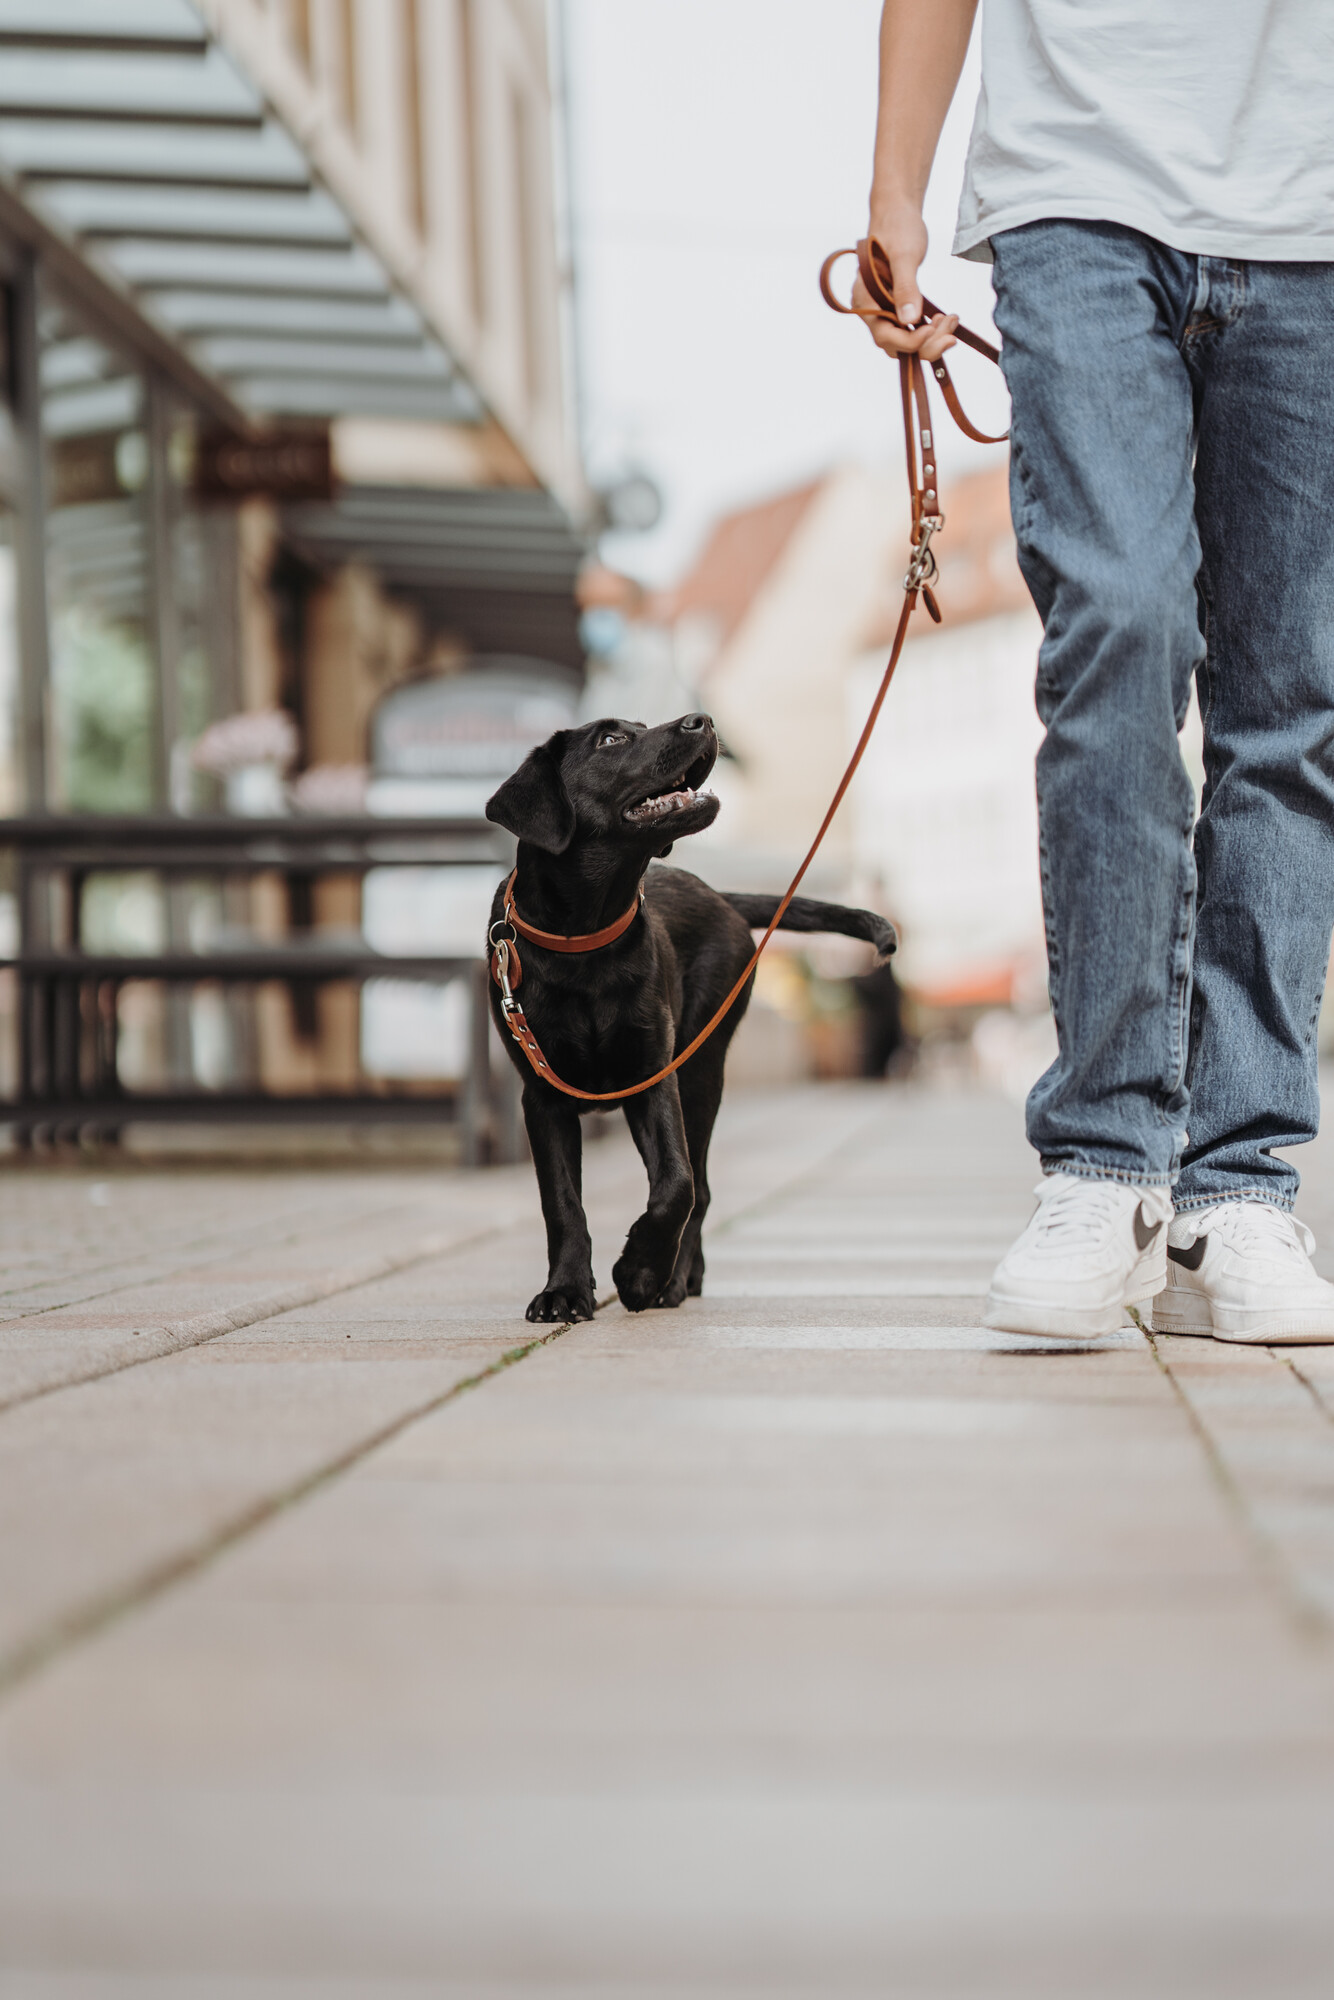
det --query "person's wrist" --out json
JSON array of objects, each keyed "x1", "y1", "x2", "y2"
[
  {"x1": 868, "y1": 217, "x2": 925, "y2": 256},
  {"x1": 868, "y1": 183, "x2": 926, "y2": 233}
]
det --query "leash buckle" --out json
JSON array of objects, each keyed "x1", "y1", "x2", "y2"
[
  {"x1": 490, "y1": 934, "x2": 520, "y2": 1014},
  {"x1": 489, "y1": 916, "x2": 520, "y2": 1007},
  {"x1": 903, "y1": 516, "x2": 942, "y2": 595}
]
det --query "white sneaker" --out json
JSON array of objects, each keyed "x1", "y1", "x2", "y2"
[
  {"x1": 983, "y1": 1174, "x2": 1171, "y2": 1338},
  {"x1": 1152, "y1": 1201, "x2": 1334, "y2": 1343}
]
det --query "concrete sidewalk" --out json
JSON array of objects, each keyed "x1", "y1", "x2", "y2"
[{"x1": 0, "y1": 1082, "x2": 1332, "y2": 1997}]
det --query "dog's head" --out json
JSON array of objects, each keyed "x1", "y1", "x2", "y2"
[{"x1": 486, "y1": 713, "x2": 721, "y2": 856}]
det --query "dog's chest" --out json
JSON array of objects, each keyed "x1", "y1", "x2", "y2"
[{"x1": 525, "y1": 952, "x2": 675, "y2": 1076}]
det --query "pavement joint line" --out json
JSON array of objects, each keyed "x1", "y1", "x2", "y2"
[
  {"x1": 0, "y1": 1301, "x2": 605, "y2": 1703},
  {"x1": 700, "y1": 1097, "x2": 892, "y2": 1245},
  {"x1": 0, "y1": 1223, "x2": 508, "y2": 1419},
  {"x1": 0, "y1": 1190, "x2": 430, "y2": 1322},
  {"x1": 0, "y1": 1103, "x2": 976, "y2": 1700},
  {"x1": 1283, "y1": 1351, "x2": 1334, "y2": 1427},
  {"x1": 1141, "y1": 1321, "x2": 1330, "y2": 1645},
  {"x1": 0, "y1": 1099, "x2": 883, "y2": 1419}
]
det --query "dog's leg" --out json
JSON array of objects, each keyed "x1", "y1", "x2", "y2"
[
  {"x1": 656, "y1": 1056, "x2": 726, "y2": 1306},
  {"x1": 522, "y1": 1084, "x2": 597, "y2": 1323},
  {"x1": 613, "y1": 1079, "x2": 695, "y2": 1313}
]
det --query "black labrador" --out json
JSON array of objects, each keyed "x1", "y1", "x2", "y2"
[{"x1": 485, "y1": 713, "x2": 895, "y2": 1323}]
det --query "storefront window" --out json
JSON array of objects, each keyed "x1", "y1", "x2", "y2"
[
  {"x1": 0, "y1": 267, "x2": 25, "y2": 819},
  {"x1": 0, "y1": 513, "x2": 20, "y2": 817},
  {"x1": 163, "y1": 400, "x2": 232, "y2": 811},
  {"x1": 40, "y1": 290, "x2": 155, "y2": 813}
]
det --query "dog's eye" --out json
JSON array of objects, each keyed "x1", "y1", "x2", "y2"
[{"x1": 598, "y1": 731, "x2": 627, "y2": 748}]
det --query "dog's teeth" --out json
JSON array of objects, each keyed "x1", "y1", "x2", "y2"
[{"x1": 625, "y1": 782, "x2": 706, "y2": 823}]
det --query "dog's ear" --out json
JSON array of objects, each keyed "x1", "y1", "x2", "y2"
[{"x1": 486, "y1": 737, "x2": 575, "y2": 853}]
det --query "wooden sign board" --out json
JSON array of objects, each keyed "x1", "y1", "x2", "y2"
[{"x1": 195, "y1": 427, "x2": 333, "y2": 503}]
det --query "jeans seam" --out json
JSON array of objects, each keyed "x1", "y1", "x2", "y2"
[
  {"x1": 1158, "y1": 839, "x2": 1195, "y2": 1134},
  {"x1": 1009, "y1": 422, "x2": 1038, "y2": 545},
  {"x1": 1304, "y1": 951, "x2": 1328, "y2": 1053},
  {"x1": 1036, "y1": 816, "x2": 1061, "y2": 1033}
]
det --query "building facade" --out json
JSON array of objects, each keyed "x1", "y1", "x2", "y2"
[
  {"x1": 0, "y1": 0, "x2": 585, "y2": 823},
  {"x1": 0, "y1": 0, "x2": 587, "y2": 1120}
]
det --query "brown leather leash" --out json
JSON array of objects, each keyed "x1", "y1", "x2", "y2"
[{"x1": 489, "y1": 237, "x2": 1007, "y2": 1103}]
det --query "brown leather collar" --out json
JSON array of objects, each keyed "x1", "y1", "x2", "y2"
[{"x1": 502, "y1": 869, "x2": 642, "y2": 953}]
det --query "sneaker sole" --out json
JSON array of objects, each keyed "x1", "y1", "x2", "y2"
[
  {"x1": 984, "y1": 1250, "x2": 1165, "y2": 1340},
  {"x1": 1152, "y1": 1288, "x2": 1216, "y2": 1336},
  {"x1": 1152, "y1": 1292, "x2": 1334, "y2": 1344},
  {"x1": 982, "y1": 1297, "x2": 1128, "y2": 1338}
]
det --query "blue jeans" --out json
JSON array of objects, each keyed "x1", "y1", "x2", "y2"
[{"x1": 990, "y1": 221, "x2": 1334, "y2": 1211}]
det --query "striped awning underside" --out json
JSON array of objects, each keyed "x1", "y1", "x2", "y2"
[{"x1": 0, "y1": 0, "x2": 484, "y2": 428}]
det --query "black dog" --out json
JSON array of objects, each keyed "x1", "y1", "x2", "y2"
[{"x1": 486, "y1": 713, "x2": 894, "y2": 1323}]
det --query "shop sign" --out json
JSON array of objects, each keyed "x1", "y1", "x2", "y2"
[
  {"x1": 195, "y1": 427, "x2": 333, "y2": 502},
  {"x1": 371, "y1": 665, "x2": 579, "y2": 780}
]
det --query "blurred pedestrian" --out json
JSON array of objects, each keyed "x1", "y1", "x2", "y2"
[
  {"x1": 860, "y1": 0, "x2": 1334, "y2": 1340},
  {"x1": 853, "y1": 954, "x2": 911, "y2": 1078}
]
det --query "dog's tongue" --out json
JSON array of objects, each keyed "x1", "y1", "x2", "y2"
[{"x1": 626, "y1": 786, "x2": 695, "y2": 823}]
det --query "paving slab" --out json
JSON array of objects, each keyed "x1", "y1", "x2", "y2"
[{"x1": 0, "y1": 1080, "x2": 1332, "y2": 1997}]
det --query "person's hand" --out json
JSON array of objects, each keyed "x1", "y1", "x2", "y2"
[{"x1": 853, "y1": 203, "x2": 958, "y2": 361}]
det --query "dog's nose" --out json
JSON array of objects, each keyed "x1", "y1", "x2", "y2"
[{"x1": 679, "y1": 713, "x2": 711, "y2": 733}]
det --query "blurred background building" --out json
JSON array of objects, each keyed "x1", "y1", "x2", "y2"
[{"x1": 0, "y1": 0, "x2": 593, "y2": 1139}]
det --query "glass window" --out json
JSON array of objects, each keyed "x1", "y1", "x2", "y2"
[
  {"x1": 161, "y1": 399, "x2": 234, "y2": 810},
  {"x1": 40, "y1": 289, "x2": 155, "y2": 813},
  {"x1": 0, "y1": 511, "x2": 21, "y2": 816}
]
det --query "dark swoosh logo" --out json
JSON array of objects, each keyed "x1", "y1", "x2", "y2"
[
  {"x1": 1133, "y1": 1209, "x2": 1164, "y2": 1252},
  {"x1": 1167, "y1": 1236, "x2": 1207, "y2": 1271}
]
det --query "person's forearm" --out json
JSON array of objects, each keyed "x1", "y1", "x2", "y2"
[
  {"x1": 857, "y1": 0, "x2": 977, "y2": 348},
  {"x1": 870, "y1": 0, "x2": 977, "y2": 221}
]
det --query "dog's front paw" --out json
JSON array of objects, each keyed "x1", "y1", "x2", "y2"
[
  {"x1": 664, "y1": 1246, "x2": 706, "y2": 1302},
  {"x1": 526, "y1": 1287, "x2": 595, "y2": 1325},
  {"x1": 612, "y1": 1253, "x2": 671, "y2": 1314}
]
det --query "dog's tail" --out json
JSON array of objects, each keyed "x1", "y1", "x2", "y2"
[{"x1": 723, "y1": 893, "x2": 896, "y2": 962}]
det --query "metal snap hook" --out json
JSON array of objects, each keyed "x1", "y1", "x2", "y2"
[{"x1": 903, "y1": 518, "x2": 942, "y2": 594}]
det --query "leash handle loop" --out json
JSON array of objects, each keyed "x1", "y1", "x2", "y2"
[{"x1": 819, "y1": 238, "x2": 1008, "y2": 454}]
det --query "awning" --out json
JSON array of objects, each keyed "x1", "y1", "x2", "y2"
[
  {"x1": 0, "y1": 0, "x2": 484, "y2": 429},
  {"x1": 282, "y1": 487, "x2": 588, "y2": 671}
]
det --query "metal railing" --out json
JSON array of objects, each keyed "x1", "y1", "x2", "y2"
[{"x1": 0, "y1": 815, "x2": 521, "y2": 1159}]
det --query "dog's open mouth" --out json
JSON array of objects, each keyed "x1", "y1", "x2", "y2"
[
  {"x1": 623, "y1": 750, "x2": 716, "y2": 826},
  {"x1": 623, "y1": 784, "x2": 711, "y2": 825}
]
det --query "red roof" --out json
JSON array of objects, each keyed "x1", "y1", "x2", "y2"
[{"x1": 655, "y1": 477, "x2": 824, "y2": 647}]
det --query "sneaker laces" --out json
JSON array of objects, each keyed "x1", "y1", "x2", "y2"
[
  {"x1": 1029, "y1": 1175, "x2": 1168, "y2": 1251},
  {"x1": 1179, "y1": 1201, "x2": 1316, "y2": 1261}
]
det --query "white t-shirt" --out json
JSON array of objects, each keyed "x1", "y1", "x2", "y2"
[{"x1": 954, "y1": 0, "x2": 1334, "y2": 263}]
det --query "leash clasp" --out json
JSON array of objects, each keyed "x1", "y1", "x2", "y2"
[
  {"x1": 489, "y1": 923, "x2": 520, "y2": 1015},
  {"x1": 903, "y1": 516, "x2": 942, "y2": 595}
]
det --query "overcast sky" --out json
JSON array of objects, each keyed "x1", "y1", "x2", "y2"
[{"x1": 563, "y1": 0, "x2": 1009, "y2": 586}]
